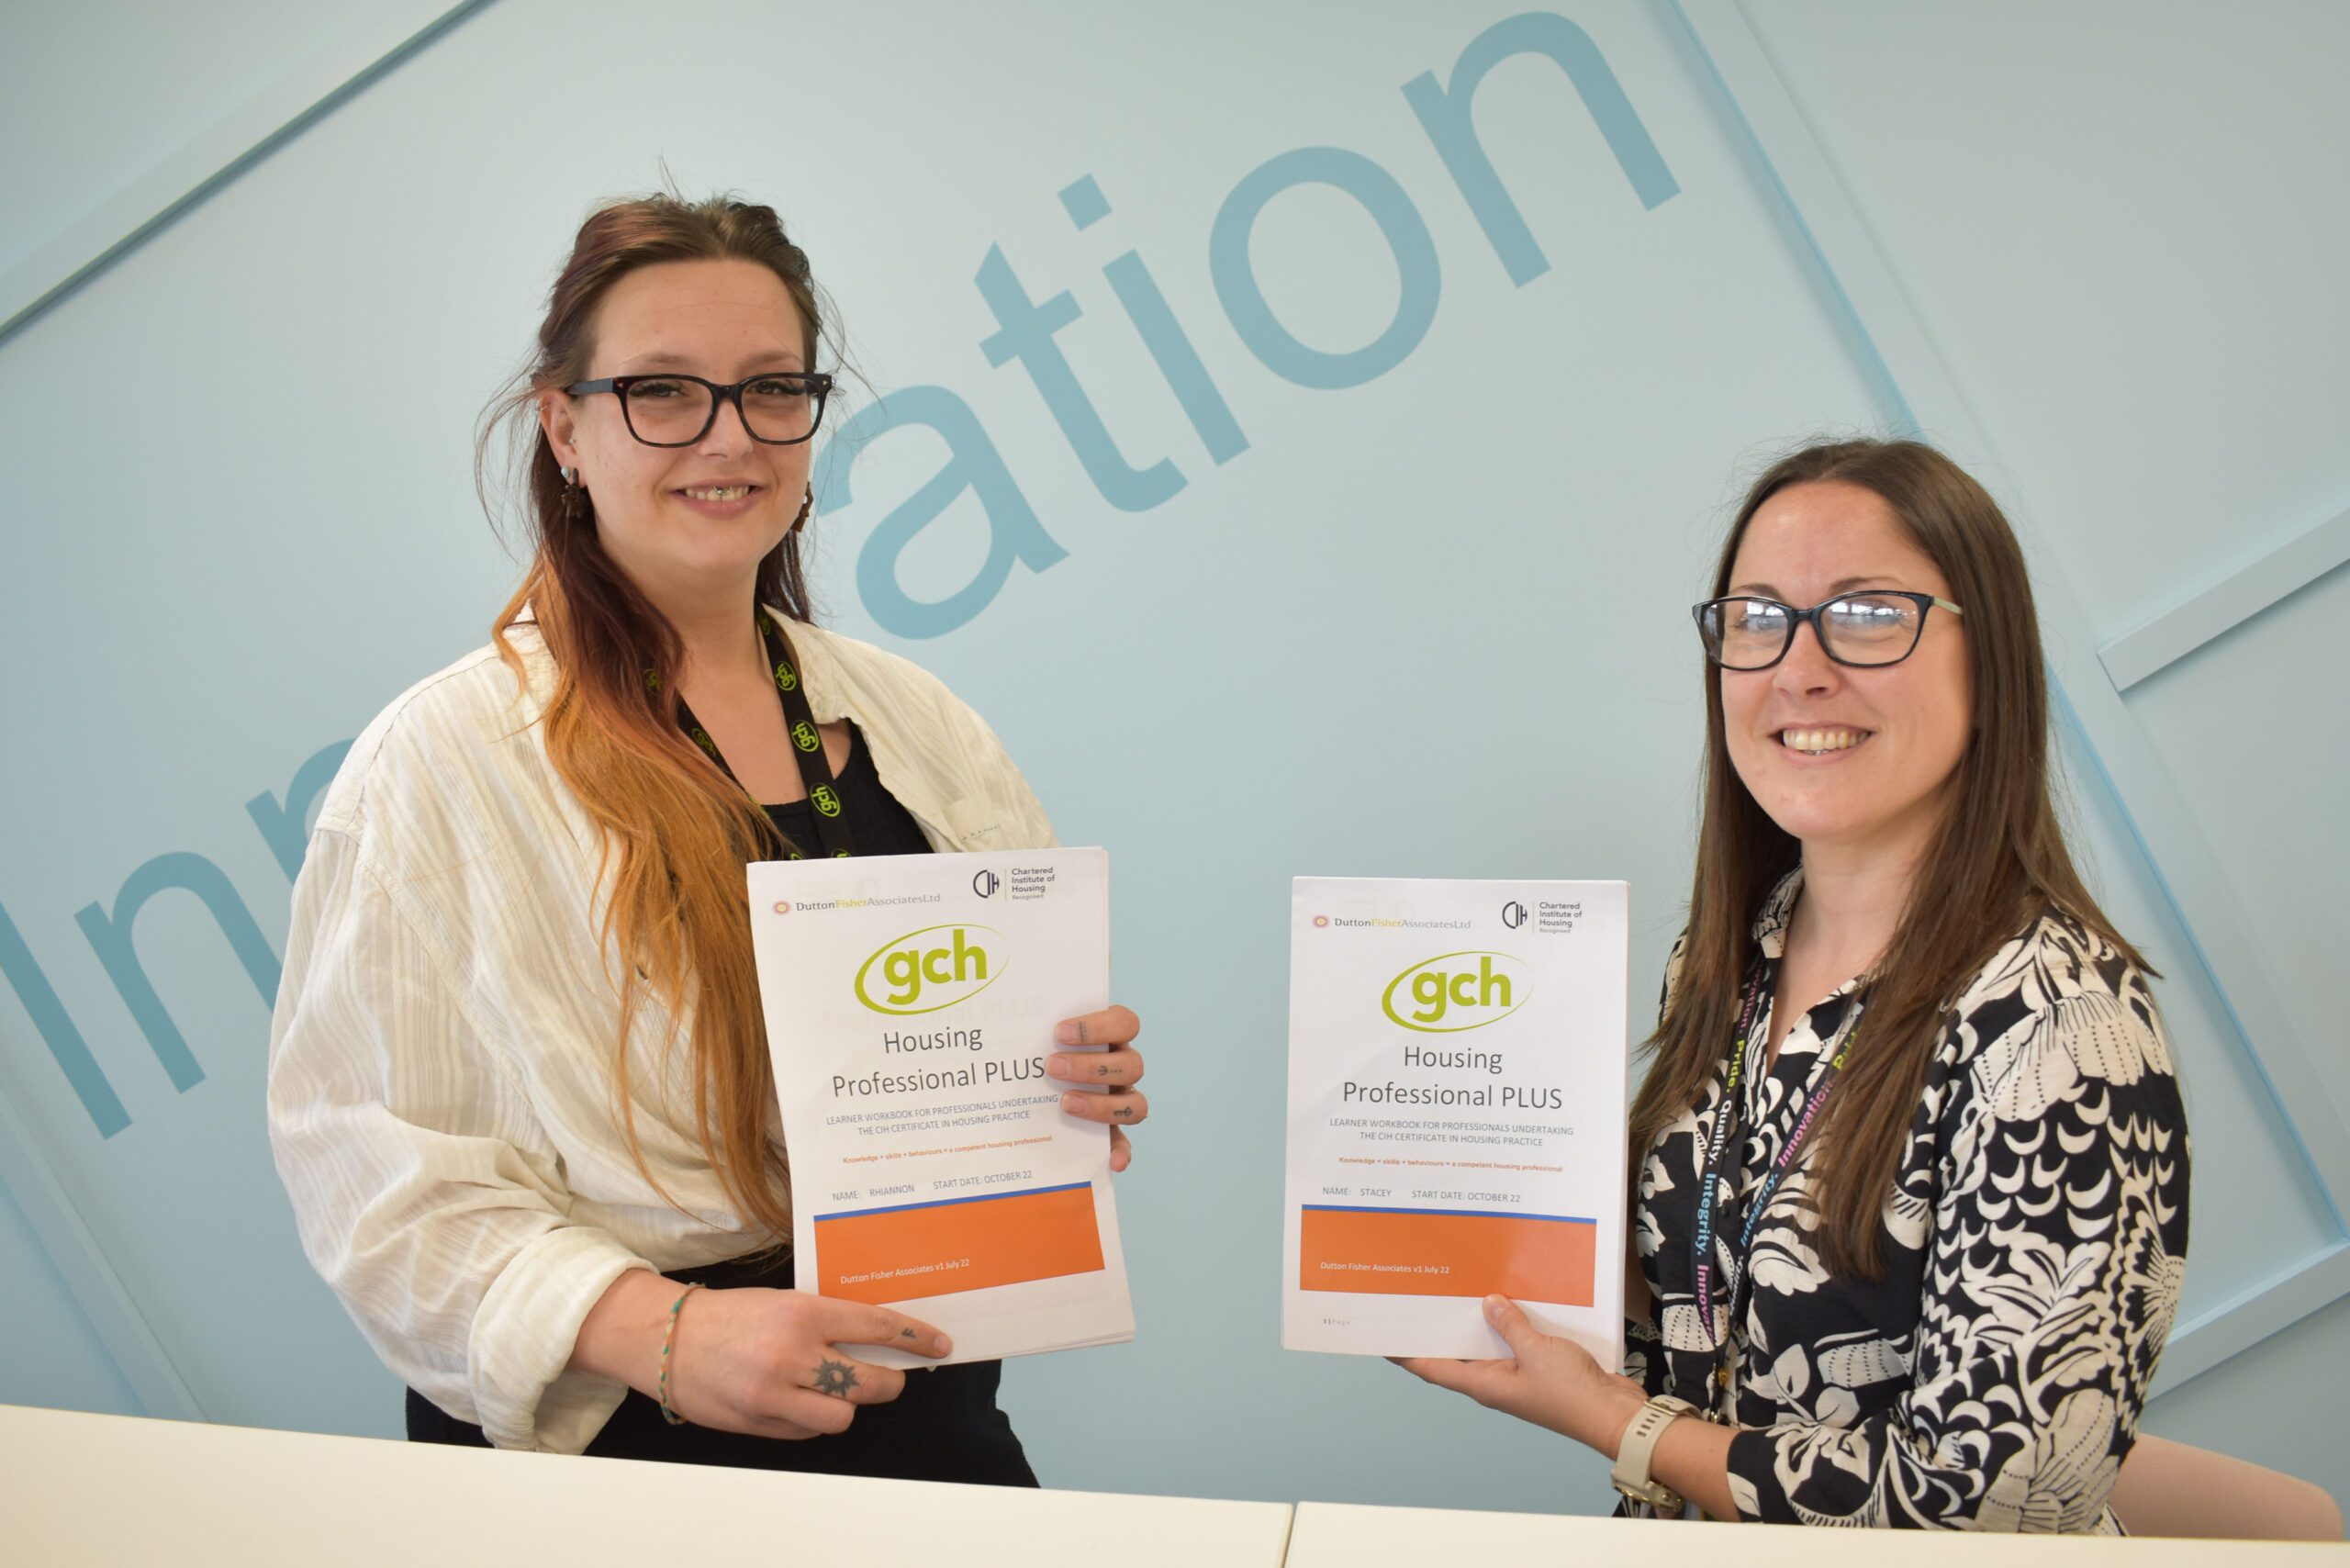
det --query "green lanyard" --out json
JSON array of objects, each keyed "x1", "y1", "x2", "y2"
[{"x1": 663, "y1": 610, "x2": 855, "y2": 859}]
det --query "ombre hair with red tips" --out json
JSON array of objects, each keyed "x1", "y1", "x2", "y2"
[{"x1": 477, "y1": 193, "x2": 834, "y2": 1242}]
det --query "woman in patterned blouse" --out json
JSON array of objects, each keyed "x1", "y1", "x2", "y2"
[{"x1": 1400, "y1": 438, "x2": 2188, "y2": 1530}]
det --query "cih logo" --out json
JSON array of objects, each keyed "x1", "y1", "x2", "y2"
[
  {"x1": 855, "y1": 924, "x2": 1003, "y2": 1014},
  {"x1": 972, "y1": 869, "x2": 1001, "y2": 899},
  {"x1": 1501, "y1": 900, "x2": 1528, "y2": 930},
  {"x1": 1381, "y1": 951, "x2": 1528, "y2": 1033}
]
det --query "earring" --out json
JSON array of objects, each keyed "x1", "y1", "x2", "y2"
[
  {"x1": 789, "y1": 485, "x2": 813, "y2": 532},
  {"x1": 559, "y1": 464, "x2": 588, "y2": 521}
]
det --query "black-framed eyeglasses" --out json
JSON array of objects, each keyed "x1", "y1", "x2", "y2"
[
  {"x1": 1692, "y1": 591, "x2": 1964, "y2": 670},
  {"x1": 565, "y1": 370, "x2": 834, "y2": 447}
]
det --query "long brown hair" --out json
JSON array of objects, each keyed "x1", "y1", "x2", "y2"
[
  {"x1": 1628, "y1": 438, "x2": 2151, "y2": 1279},
  {"x1": 479, "y1": 194, "x2": 830, "y2": 1240}
]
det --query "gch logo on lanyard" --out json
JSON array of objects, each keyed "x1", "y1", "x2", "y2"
[{"x1": 662, "y1": 610, "x2": 857, "y2": 859}]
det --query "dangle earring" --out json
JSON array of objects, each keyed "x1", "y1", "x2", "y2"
[
  {"x1": 789, "y1": 484, "x2": 814, "y2": 533},
  {"x1": 559, "y1": 464, "x2": 588, "y2": 521}
]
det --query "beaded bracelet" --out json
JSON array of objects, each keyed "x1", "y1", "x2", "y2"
[{"x1": 657, "y1": 1282, "x2": 704, "y2": 1427}]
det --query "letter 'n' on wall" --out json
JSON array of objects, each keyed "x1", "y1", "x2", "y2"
[
  {"x1": 1403, "y1": 11, "x2": 1682, "y2": 286},
  {"x1": 1, "y1": 852, "x2": 281, "y2": 1140},
  {"x1": 73, "y1": 855, "x2": 282, "y2": 1103}
]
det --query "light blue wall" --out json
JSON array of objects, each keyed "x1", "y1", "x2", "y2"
[{"x1": 1, "y1": 0, "x2": 2344, "y2": 1519}]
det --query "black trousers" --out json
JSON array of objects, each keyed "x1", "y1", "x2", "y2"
[{"x1": 407, "y1": 1250, "x2": 1037, "y2": 1486}]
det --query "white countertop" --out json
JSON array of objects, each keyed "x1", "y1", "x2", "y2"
[
  {"x1": 1285, "y1": 1498, "x2": 2348, "y2": 1563},
  {"x1": 0, "y1": 1403, "x2": 1294, "y2": 1567}
]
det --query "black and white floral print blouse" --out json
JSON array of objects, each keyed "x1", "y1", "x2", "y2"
[{"x1": 1627, "y1": 870, "x2": 2190, "y2": 1530}]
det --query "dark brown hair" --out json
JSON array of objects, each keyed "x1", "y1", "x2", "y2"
[
  {"x1": 479, "y1": 193, "x2": 832, "y2": 1241},
  {"x1": 1628, "y1": 438, "x2": 2151, "y2": 1279}
]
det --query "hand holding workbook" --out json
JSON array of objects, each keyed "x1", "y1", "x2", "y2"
[
  {"x1": 1283, "y1": 877, "x2": 1629, "y2": 1366},
  {"x1": 748, "y1": 848, "x2": 1135, "y2": 1366}
]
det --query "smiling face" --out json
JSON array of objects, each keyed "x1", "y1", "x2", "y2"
[
  {"x1": 539, "y1": 257, "x2": 813, "y2": 610},
  {"x1": 1719, "y1": 480, "x2": 1973, "y2": 871}
]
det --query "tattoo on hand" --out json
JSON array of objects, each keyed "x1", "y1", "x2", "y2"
[
  {"x1": 814, "y1": 1358, "x2": 858, "y2": 1398},
  {"x1": 901, "y1": 1328, "x2": 916, "y2": 1340},
  {"x1": 1097, "y1": 1063, "x2": 1113, "y2": 1078},
  {"x1": 1075, "y1": 1020, "x2": 1090, "y2": 1046},
  {"x1": 1114, "y1": 1103, "x2": 1136, "y2": 1119}
]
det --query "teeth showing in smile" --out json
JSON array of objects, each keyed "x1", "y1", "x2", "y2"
[
  {"x1": 1781, "y1": 728, "x2": 1867, "y2": 755},
  {"x1": 682, "y1": 486, "x2": 753, "y2": 501}
]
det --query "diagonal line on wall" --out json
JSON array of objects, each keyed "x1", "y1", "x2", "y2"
[
  {"x1": 2154, "y1": 1240, "x2": 2350, "y2": 1394},
  {"x1": 0, "y1": 1081, "x2": 200, "y2": 1420},
  {"x1": 1667, "y1": 0, "x2": 2350, "y2": 1374},
  {"x1": 2100, "y1": 501, "x2": 2350, "y2": 692},
  {"x1": 0, "y1": 0, "x2": 498, "y2": 348},
  {"x1": 0, "y1": 0, "x2": 496, "y2": 1424}
]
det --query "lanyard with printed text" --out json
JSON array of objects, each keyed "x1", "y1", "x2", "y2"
[
  {"x1": 1689, "y1": 957, "x2": 1854, "y2": 1355},
  {"x1": 666, "y1": 610, "x2": 855, "y2": 859}
]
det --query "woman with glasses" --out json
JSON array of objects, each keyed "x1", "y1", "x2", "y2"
[
  {"x1": 1401, "y1": 439, "x2": 2188, "y2": 1530},
  {"x1": 266, "y1": 194, "x2": 1147, "y2": 1480}
]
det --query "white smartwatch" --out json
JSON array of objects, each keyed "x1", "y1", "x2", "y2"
[{"x1": 1609, "y1": 1394, "x2": 1697, "y2": 1510}]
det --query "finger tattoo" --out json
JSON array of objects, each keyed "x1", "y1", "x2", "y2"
[
  {"x1": 901, "y1": 1328, "x2": 917, "y2": 1340},
  {"x1": 1114, "y1": 1103, "x2": 1136, "y2": 1119},
  {"x1": 814, "y1": 1358, "x2": 859, "y2": 1398},
  {"x1": 1076, "y1": 1020, "x2": 1090, "y2": 1046},
  {"x1": 1097, "y1": 1063, "x2": 1113, "y2": 1078}
]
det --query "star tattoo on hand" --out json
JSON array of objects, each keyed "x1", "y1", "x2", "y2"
[{"x1": 813, "y1": 1358, "x2": 858, "y2": 1398}]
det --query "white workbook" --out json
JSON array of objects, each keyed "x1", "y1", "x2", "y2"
[
  {"x1": 749, "y1": 847, "x2": 1133, "y2": 1366},
  {"x1": 1284, "y1": 877, "x2": 1629, "y2": 1365}
]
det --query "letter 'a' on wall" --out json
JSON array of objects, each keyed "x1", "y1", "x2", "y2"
[{"x1": 813, "y1": 385, "x2": 1070, "y2": 640}]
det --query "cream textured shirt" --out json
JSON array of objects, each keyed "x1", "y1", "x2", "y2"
[{"x1": 266, "y1": 620, "x2": 1058, "y2": 1453}]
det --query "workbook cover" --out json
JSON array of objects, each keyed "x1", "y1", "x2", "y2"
[
  {"x1": 1283, "y1": 877, "x2": 1628, "y2": 1365},
  {"x1": 749, "y1": 848, "x2": 1133, "y2": 1366}
]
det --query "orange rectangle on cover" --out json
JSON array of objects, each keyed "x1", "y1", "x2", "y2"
[
  {"x1": 1299, "y1": 1204, "x2": 1595, "y2": 1305},
  {"x1": 812, "y1": 1182, "x2": 1105, "y2": 1305}
]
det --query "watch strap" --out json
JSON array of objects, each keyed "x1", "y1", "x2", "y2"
[{"x1": 1609, "y1": 1394, "x2": 1697, "y2": 1509}]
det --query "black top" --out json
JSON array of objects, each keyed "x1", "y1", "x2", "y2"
[{"x1": 761, "y1": 722, "x2": 934, "y2": 858}]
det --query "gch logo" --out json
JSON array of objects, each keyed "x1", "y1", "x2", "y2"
[
  {"x1": 1381, "y1": 951, "x2": 1528, "y2": 1032},
  {"x1": 856, "y1": 924, "x2": 1003, "y2": 1014}
]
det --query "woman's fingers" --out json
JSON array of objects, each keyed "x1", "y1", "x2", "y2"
[
  {"x1": 820, "y1": 1300, "x2": 953, "y2": 1361},
  {"x1": 1059, "y1": 1087, "x2": 1148, "y2": 1127},
  {"x1": 1054, "y1": 1005, "x2": 1140, "y2": 1047},
  {"x1": 757, "y1": 1388, "x2": 860, "y2": 1437},
  {"x1": 1393, "y1": 1353, "x2": 1514, "y2": 1408},
  {"x1": 1052, "y1": 1005, "x2": 1147, "y2": 1160},
  {"x1": 1047, "y1": 1043, "x2": 1145, "y2": 1086},
  {"x1": 799, "y1": 1350, "x2": 906, "y2": 1407},
  {"x1": 1480, "y1": 1294, "x2": 1541, "y2": 1356}
]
